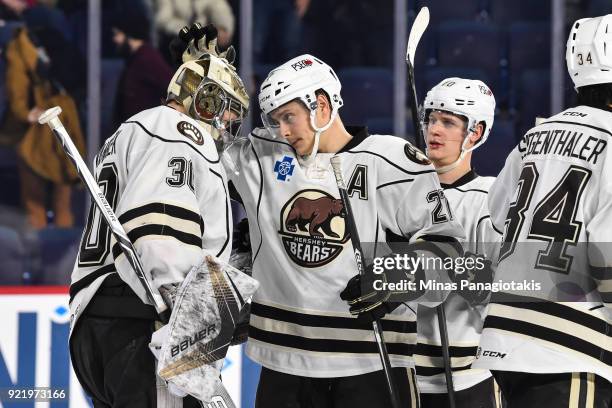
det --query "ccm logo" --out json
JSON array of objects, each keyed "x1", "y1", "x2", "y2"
[
  {"x1": 291, "y1": 59, "x2": 313, "y2": 71},
  {"x1": 563, "y1": 111, "x2": 587, "y2": 117},
  {"x1": 482, "y1": 350, "x2": 506, "y2": 358}
]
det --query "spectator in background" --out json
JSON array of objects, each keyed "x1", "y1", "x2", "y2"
[
  {"x1": 154, "y1": 0, "x2": 235, "y2": 63},
  {"x1": 111, "y1": 10, "x2": 173, "y2": 126},
  {"x1": 5, "y1": 25, "x2": 85, "y2": 228},
  {"x1": 1, "y1": 0, "x2": 72, "y2": 40}
]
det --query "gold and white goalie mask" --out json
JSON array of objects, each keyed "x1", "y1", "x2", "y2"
[{"x1": 166, "y1": 54, "x2": 249, "y2": 151}]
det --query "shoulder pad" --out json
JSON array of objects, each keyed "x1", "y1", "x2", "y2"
[
  {"x1": 125, "y1": 106, "x2": 219, "y2": 161},
  {"x1": 250, "y1": 126, "x2": 276, "y2": 141},
  {"x1": 461, "y1": 175, "x2": 495, "y2": 192}
]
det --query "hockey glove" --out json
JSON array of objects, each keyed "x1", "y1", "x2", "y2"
[
  {"x1": 340, "y1": 258, "x2": 426, "y2": 323},
  {"x1": 450, "y1": 251, "x2": 493, "y2": 305},
  {"x1": 230, "y1": 302, "x2": 251, "y2": 345},
  {"x1": 340, "y1": 273, "x2": 397, "y2": 323}
]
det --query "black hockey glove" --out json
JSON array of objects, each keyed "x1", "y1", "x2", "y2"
[
  {"x1": 340, "y1": 273, "x2": 397, "y2": 323},
  {"x1": 340, "y1": 258, "x2": 426, "y2": 323},
  {"x1": 450, "y1": 251, "x2": 493, "y2": 305},
  {"x1": 234, "y1": 218, "x2": 251, "y2": 253},
  {"x1": 230, "y1": 302, "x2": 251, "y2": 345}
]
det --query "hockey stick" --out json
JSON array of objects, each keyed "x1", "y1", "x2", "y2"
[
  {"x1": 406, "y1": 6, "x2": 429, "y2": 150},
  {"x1": 406, "y1": 8, "x2": 457, "y2": 407},
  {"x1": 436, "y1": 304, "x2": 456, "y2": 408},
  {"x1": 39, "y1": 106, "x2": 170, "y2": 323},
  {"x1": 330, "y1": 156, "x2": 401, "y2": 408}
]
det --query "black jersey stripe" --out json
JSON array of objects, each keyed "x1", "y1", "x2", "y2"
[
  {"x1": 69, "y1": 264, "x2": 117, "y2": 301},
  {"x1": 591, "y1": 266, "x2": 612, "y2": 281},
  {"x1": 415, "y1": 344, "x2": 478, "y2": 358},
  {"x1": 112, "y1": 224, "x2": 202, "y2": 259},
  {"x1": 490, "y1": 294, "x2": 608, "y2": 334},
  {"x1": 452, "y1": 187, "x2": 488, "y2": 194},
  {"x1": 124, "y1": 120, "x2": 220, "y2": 164},
  {"x1": 251, "y1": 144, "x2": 264, "y2": 264},
  {"x1": 250, "y1": 129, "x2": 297, "y2": 153},
  {"x1": 119, "y1": 202, "x2": 204, "y2": 235},
  {"x1": 209, "y1": 168, "x2": 231, "y2": 257},
  {"x1": 249, "y1": 326, "x2": 415, "y2": 356},
  {"x1": 416, "y1": 365, "x2": 473, "y2": 376},
  {"x1": 343, "y1": 150, "x2": 436, "y2": 176},
  {"x1": 251, "y1": 302, "x2": 415, "y2": 333},
  {"x1": 376, "y1": 178, "x2": 415, "y2": 190},
  {"x1": 483, "y1": 315, "x2": 612, "y2": 365},
  {"x1": 540, "y1": 120, "x2": 612, "y2": 138}
]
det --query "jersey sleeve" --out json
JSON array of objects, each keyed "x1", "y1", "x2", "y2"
[
  {"x1": 382, "y1": 171, "x2": 465, "y2": 242},
  {"x1": 488, "y1": 147, "x2": 522, "y2": 233},
  {"x1": 587, "y1": 161, "x2": 612, "y2": 310},
  {"x1": 112, "y1": 123, "x2": 213, "y2": 305},
  {"x1": 476, "y1": 207, "x2": 503, "y2": 262},
  {"x1": 376, "y1": 161, "x2": 466, "y2": 307}
]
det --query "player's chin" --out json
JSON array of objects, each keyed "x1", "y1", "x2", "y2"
[
  {"x1": 426, "y1": 147, "x2": 443, "y2": 159},
  {"x1": 294, "y1": 143, "x2": 307, "y2": 155}
]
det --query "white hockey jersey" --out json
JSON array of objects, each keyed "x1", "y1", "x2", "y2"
[
  {"x1": 69, "y1": 106, "x2": 232, "y2": 335},
  {"x1": 224, "y1": 126, "x2": 465, "y2": 377},
  {"x1": 416, "y1": 171, "x2": 502, "y2": 393},
  {"x1": 473, "y1": 105, "x2": 612, "y2": 382}
]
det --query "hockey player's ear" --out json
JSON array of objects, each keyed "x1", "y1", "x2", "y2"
[
  {"x1": 468, "y1": 123, "x2": 485, "y2": 147},
  {"x1": 315, "y1": 93, "x2": 331, "y2": 116}
]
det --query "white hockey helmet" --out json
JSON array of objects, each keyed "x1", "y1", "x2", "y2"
[
  {"x1": 167, "y1": 53, "x2": 249, "y2": 143},
  {"x1": 423, "y1": 78, "x2": 496, "y2": 173},
  {"x1": 258, "y1": 54, "x2": 343, "y2": 136},
  {"x1": 566, "y1": 15, "x2": 612, "y2": 89}
]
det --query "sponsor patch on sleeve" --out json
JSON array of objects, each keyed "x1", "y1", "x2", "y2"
[
  {"x1": 404, "y1": 143, "x2": 431, "y2": 165},
  {"x1": 177, "y1": 121, "x2": 204, "y2": 145}
]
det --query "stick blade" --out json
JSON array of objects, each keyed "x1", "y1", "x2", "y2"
[{"x1": 406, "y1": 7, "x2": 430, "y2": 66}]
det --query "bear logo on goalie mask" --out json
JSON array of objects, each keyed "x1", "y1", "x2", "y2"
[{"x1": 278, "y1": 190, "x2": 349, "y2": 267}]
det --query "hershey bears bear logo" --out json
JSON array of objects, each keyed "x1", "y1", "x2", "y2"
[
  {"x1": 404, "y1": 143, "x2": 431, "y2": 166},
  {"x1": 177, "y1": 121, "x2": 204, "y2": 145},
  {"x1": 279, "y1": 190, "x2": 349, "y2": 267}
]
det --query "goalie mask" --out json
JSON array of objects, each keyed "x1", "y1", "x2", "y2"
[
  {"x1": 167, "y1": 53, "x2": 249, "y2": 148},
  {"x1": 258, "y1": 54, "x2": 343, "y2": 167},
  {"x1": 423, "y1": 78, "x2": 495, "y2": 174},
  {"x1": 566, "y1": 14, "x2": 612, "y2": 89}
]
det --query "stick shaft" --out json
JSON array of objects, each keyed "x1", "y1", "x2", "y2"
[
  {"x1": 437, "y1": 305, "x2": 457, "y2": 408},
  {"x1": 406, "y1": 9, "x2": 456, "y2": 406},
  {"x1": 331, "y1": 158, "x2": 401, "y2": 408},
  {"x1": 48, "y1": 116, "x2": 168, "y2": 319},
  {"x1": 407, "y1": 60, "x2": 425, "y2": 150}
]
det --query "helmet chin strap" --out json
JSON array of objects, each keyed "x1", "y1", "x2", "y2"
[
  {"x1": 297, "y1": 109, "x2": 337, "y2": 168},
  {"x1": 432, "y1": 131, "x2": 473, "y2": 174}
]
